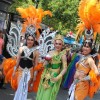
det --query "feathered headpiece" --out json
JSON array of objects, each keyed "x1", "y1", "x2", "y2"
[
  {"x1": 16, "y1": 5, "x2": 52, "y2": 39},
  {"x1": 76, "y1": 0, "x2": 100, "y2": 41}
]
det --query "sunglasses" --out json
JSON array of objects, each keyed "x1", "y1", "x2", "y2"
[{"x1": 55, "y1": 42, "x2": 62, "y2": 45}]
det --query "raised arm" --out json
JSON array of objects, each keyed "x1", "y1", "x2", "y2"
[
  {"x1": 34, "y1": 50, "x2": 40, "y2": 66},
  {"x1": 12, "y1": 47, "x2": 22, "y2": 77},
  {"x1": 15, "y1": 47, "x2": 22, "y2": 68},
  {"x1": 51, "y1": 54, "x2": 67, "y2": 82},
  {"x1": 56, "y1": 54, "x2": 67, "y2": 80},
  {"x1": 33, "y1": 49, "x2": 40, "y2": 80},
  {"x1": 88, "y1": 57, "x2": 99, "y2": 75}
]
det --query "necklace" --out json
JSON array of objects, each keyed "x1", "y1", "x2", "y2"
[
  {"x1": 78, "y1": 54, "x2": 90, "y2": 63},
  {"x1": 79, "y1": 53, "x2": 98, "y2": 63},
  {"x1": 53, "y1": 50, "x2": 64, "y2": 61},
  {"x1": 23, "y1": 46, "x2": 36, "y2": 57}
]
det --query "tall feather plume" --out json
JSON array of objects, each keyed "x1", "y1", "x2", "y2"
[
  {"x1": 76, "y1": 0, "x2": 100, "y2": 40},
  {"x1": 16, "y1": 6, "x2": 52, "y2": 39}
]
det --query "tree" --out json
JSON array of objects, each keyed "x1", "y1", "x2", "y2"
[
  {"x1": 9, "y1": 0, "x2": 34, "y2": 13},
  {"x1": 9, "y1": 0, "x2": 100, "y2": 43},
  {"x1": 9, "y1": 0, "x2": 79, "y2": 35},
  {"x1": 39, "y1": 0, "x2": 80, "y2": 35},
  {"x1": 96, "y1": 34, "x2": 100, "y2": 44}
]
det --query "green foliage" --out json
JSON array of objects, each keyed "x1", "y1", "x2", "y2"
[
  {"x1": 9, "y1": 0, "x2": 100, "y2": 42},
  {"x1": 9, "y1": 0, "x2": 34, "y2": 13},
  {"x1": 9, "y1": 0, "x2": 80, "y2": 35},
  {"x1": 96, "y1": 34, "x2": 100, "y2": 44},
  {"x1": 39, "y1": 0, "x2": 80, "y2": 35}
]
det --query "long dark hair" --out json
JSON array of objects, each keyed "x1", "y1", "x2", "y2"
[
  {"x1": 83, "y1": 39, "x2": 97, "y2": 55},
  {"x1": 25, "y1": 34, "x2": 39, "y2": 46}
]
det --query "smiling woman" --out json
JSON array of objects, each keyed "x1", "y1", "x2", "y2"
[
  {"x1": 2, "y1": 4, "x2": 52, "y2": 100},
  {"x1": 68, "y1": 39, "x2": 99, "y2": 100},
  {"x1": 36, "y1": 34, "x2": 68, "y2": 100},
  {"x1": 13, "y1": 34, "x2": 40, "y2": 100}
]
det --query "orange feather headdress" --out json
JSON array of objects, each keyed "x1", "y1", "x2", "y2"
[
  {"x1": 16, "y1": 6, "x2": 52, "y2": 39},
  {"x1": 76, "y1": 0, "x2": 100, "y2": 40}
]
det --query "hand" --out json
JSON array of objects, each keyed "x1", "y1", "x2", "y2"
[
  {"x1": 44, "y1": 54, "x2": 52, "y2": 61},
  {"x1": 29, "y1": 78, "x2": 34, "y2": 91},
  {"x1": 30, "y1": 78, "x2": 33, "y2": 83},
  {"x1": 51, "y1": 77, "x2": 59, "y2": 82},
  {"x1": 79, "y1": 78, "x2": 84, "y2": 82},
  {"x1": 40, "y1": 66, "x2": 44, "y2": 70},
  {"x1": 74, "y1": 79, "x2": 79, "y2": 84}
]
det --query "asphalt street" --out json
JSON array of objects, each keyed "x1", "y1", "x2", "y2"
[{"x1": 0, "y1": 83, "x2": 100, "y2": 100}]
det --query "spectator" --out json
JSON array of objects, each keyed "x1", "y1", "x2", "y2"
[{"x1": 0, "y1": 30, "x2": 4, "y2": 55}]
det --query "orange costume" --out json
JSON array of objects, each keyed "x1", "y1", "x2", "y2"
[
  {"x1": 72, "y1": 0, "x2": 100, "y2": 99},
  {"x1": 2, "y1": 5, "x2": 52, "y2": 93},
  {"x1": 3, "y1": 58, "x2": 44, "y2": 92},
  {"x1": 74, "y1": 62, "x2": 91, "y2": 100},
  {"x1": 68, "y1": 57, "x2": 99, "y2": 100}
]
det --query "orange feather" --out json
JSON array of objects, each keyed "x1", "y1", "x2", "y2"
[{"x1": 16, "y1": 5, "x2": 52, "y2": 39}]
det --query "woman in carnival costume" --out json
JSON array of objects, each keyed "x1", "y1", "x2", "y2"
[
  {"x1": 68, "y1": 0, "x2": 100, "y2": 100},
  {"x1": 68, "y1": 39, "x2": 99, "y2": 100},
  {"x1": 12, "y1": 6, "x2": 42, "y2": 100},
  {"x1": 15, "y1": 6, "x2": 52, "y2": 93},
  {"x1": 36, "y1": 34, "x2": 68, "y2": 100},
  {"x1": 13, "y1": 32, "x2": 39, "y2": 100},
  {"x1": 2, "y1": 5, "x2": 52, "y2": 99}
]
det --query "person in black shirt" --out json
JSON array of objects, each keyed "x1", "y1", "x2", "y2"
[{"x1": 13, "y1": 34, "x2": 39, "y2": 100}]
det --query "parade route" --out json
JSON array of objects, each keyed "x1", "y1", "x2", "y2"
[{"x1": 0, "y1": 84, "x2": 100, "y2": 100}]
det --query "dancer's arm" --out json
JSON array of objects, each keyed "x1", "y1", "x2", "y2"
[
  {"x1": 57, "y1": 54, "x2": 67, "y2": 79},
  {"x1": 33, "y1": 50, "x2": 40, "y2": 80},
  {"x1": 13, "y1": 47, "x2": 22, "y2": 73},
  {"x1": 88, "y1": 57, "x2": 99, "y2": 75},
  {"x1": 15, "y1": 47, "x2": 22, "y2": 68},
  {"x1": 80, "y1": 57, "x2": 99, "y2": 81},
  {"x1": 51, "y1": 54, "x2": 67, "y2": 82}
]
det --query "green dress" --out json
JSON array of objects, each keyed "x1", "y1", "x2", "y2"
[{"x1": 36, "y1": 52, "x2": 64, "y2": 100}]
